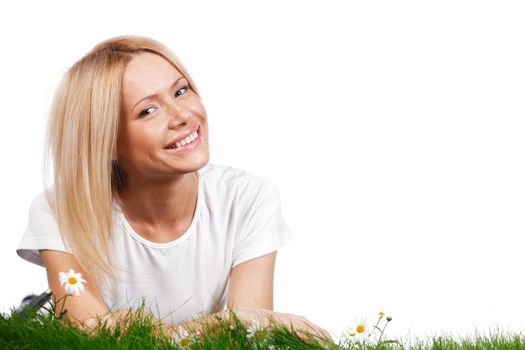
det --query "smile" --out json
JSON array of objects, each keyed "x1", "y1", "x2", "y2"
[{"x1": 164, "y1": 128, "x2": 201, "y2": 152}]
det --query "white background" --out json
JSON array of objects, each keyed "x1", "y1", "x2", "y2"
[{"x1": 1, "y1": 0, "x2": 524, "y2": 345}]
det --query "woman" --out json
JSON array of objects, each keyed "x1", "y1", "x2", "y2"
[{"x1": 16, "y1": 35, "x2": 332, "y2": 342}]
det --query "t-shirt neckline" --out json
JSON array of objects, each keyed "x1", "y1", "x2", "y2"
[{"x1": 115, "y1": 170, "x2": 203, "y2": 249}]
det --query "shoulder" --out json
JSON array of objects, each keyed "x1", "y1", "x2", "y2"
[
  {"x1": 200, "y1": 162, "x2": 272, "y2": 192},
  {"x1": 200, "y1": 163, "x2": 282, "y2": 214},
  {"x1": 27, "y1": 189, "x2": 56, "y2": 220},
  {"x1": 17, "y1": 188, "x2": 68, "y2": 267}
]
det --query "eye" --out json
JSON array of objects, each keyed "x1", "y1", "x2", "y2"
[
  {"x1": 137, "y1": 85, "x2": 189, "y2": 118},
  {"x1": 175, "y1": 85, "x2": 188, "y2": 97},
  {"x1": 138, "y1": 106, "x2": 156, "y2": 118}
]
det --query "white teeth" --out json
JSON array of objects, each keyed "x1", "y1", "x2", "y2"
[{"x1": 170, "y1": 130, "x2": 198, "y2": 149}]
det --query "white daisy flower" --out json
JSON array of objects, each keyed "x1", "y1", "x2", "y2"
[
  {"x1": 172, "y1": 326, "x2": 193, "y2": 348},
  {"x1": 58, "y1": 269, "x2": 86, "y2": 296},
  {"x1": 342, "y1": 317, "x2": 373, "y2": 345},
  {"x1": 246, "y1": 319, "x2": 258, "y2": 337},
  {"x1": 246, "y1": 319, "x2": 266, "y2": 341}
]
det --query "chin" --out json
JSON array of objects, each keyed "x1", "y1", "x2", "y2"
[{"x1": 187, "y1": 151, "x2": 210, "y2": 171}]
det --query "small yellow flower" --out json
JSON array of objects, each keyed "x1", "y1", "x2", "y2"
[
  {"x1": 58, "y1": 269, "x2": 86, "y2": 296},
  {"x1": 378, "y1": 311, "x2": 385, "y2": 317}
]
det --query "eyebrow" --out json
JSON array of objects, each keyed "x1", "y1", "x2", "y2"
[{"x1": 130, "y1": 75, "x2": 185, "y2": 113}]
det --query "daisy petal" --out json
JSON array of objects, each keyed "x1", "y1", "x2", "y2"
[{"x1": 59, "y1": 268, "x2": 87, "y2": 297}]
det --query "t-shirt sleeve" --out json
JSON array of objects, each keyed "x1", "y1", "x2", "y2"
[
  {"x1": 16, "y1": 192, "x2": 71, "y2": 267},
  {"x1": 232, "y1": 179, "x2": 295, "y2": 268}
]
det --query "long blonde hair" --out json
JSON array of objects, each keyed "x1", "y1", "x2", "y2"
[{"x1": 43, "y1": 35, "x2": 200, "y2": 291}]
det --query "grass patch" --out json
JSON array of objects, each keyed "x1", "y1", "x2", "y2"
[{"x1": 2, "y1": 304, "x2": 525, "y2": 349}]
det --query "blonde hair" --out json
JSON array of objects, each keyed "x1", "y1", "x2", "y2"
[{"x1": 43, "y1": 35, "x2": 200, "y2": 291}]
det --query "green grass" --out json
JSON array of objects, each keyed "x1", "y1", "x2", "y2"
[{"x1": 1, "y1": 305, "x2": 525, "y2": 349}]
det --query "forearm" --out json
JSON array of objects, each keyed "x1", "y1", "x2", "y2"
[
  {"x1": 70, "y1": 306, "x2": 270, "y2": 340},
  {"x1": 161, "y1": 307, "x2": 271, "y2": 338},
  {"x1": 160, "y1": 310, "x2": 227, "y2": 338},
  {"x1": 68, "y1": 309, "x2": 149, "y2": 334},
  {"x1": 71, "y1": 306, "x2": 332, "y2": 345}
]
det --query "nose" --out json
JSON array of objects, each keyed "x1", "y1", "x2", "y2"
[{"x1": 166, "y1": 100, "x2": 192, "y2": 129}]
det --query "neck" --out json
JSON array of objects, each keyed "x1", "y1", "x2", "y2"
[{"x1": 118, "y1": 172, "x2": 198, "y2": 231}]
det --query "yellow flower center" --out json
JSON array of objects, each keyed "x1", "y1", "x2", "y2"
[
  {"x1": 180, "y1": 338, "x2": 190, "y2": 346},
  {"x1": 356, "y1": 324, "x2": 365, "y2": 333},
  {"x1": 349, "y1": 332, "x2": 356, "y2": 337},
  {"x1": 255, "y1": 330, "x2": 265, "y2": 341},
  {"x1": 68, "y1": 277, "x2": 77, "y2": 285},
  {"x1": 379, "y1": 311, "x2": 385, "y2": 317}
]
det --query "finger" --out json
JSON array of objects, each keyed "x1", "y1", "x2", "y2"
[
  {"x1": 314, "y1": 329, "x2": 333, "y2": 342},
  {"x1": 320, "y1": 328, "x2": 333, "y2": 341},
  {"x1": 310, "y1": 328, "x2": 333, "y2": 345},
  {"x1": 301, "y1": 320, "x2": 329, "y2": 339},
  {"x1": 296, "y1": 328, "x2": 329, "y2": 346},
  {"x1": 297, "y1": 324, "x2": 327, "y2": 342}
]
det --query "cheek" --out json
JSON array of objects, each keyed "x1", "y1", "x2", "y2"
[
  {"x1": 119, "y1": 125, "x2": 159, "y2": 155},
  {"x1": 188, "y1": 97, "x2": 207, "y2": 119}
]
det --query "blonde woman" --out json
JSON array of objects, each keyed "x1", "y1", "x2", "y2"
[{"x1": 16, "y1": 35, "x2": 332, "y2": 342}]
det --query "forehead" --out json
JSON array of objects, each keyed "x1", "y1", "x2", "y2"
[{"x1": 121, "y1": 52, "x2": 183, "y2": 102}]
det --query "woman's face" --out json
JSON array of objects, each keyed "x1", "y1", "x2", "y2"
[{"x1": 118, "y1": 52, "x2": 209, "y2": 182}]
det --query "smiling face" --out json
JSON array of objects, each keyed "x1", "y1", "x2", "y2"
[{"x1": 117, "y1": 52, "x2": 209, "y2": 185}]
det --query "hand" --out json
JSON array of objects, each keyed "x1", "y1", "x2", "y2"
[{"x1": 227, "y1": 306, "x2": 333, "y2": 346}]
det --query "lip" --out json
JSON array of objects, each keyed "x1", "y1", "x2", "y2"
[
  {"x1": 165, "y1": 131, "x2": 202, "y2": 153},
  {"x1": 164, "y1": 124, "x2": 200, "y2": 149}
]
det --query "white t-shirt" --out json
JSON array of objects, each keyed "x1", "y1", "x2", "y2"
[{"x1": 16, "y1": 162, "x2": 295, "y2": 324}]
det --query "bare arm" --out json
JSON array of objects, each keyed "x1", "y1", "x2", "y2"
[
  {"x1": 40, "y1": 249, "x2": 110, "y2": 326},
  {"x1": 41, "y1": 249, "x2": 331, "y2": 343},
  {"x1": 166, "y1": 249, "x2": 280, "y2": 337},
  {"x1": 227, "y1": 251, "x2": 276, "y2": 310},
  {"x1": 40, "y1": 250, "x2": 230, "y2": 337},
  {"x1": 227, "y1": 251, "x2": 333, "y2": 342}
]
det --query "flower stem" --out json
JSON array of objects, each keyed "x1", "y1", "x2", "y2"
[
  {"x1": 371, "y1": 316, "x2": 383, "y2": 337},
  {"x1": 377, "y1": 320, "x2": 389, "y2": 343}
]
